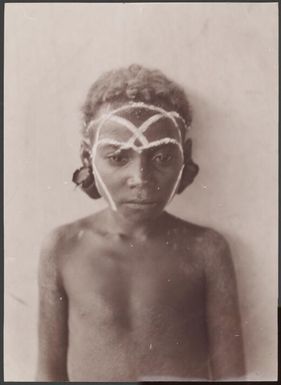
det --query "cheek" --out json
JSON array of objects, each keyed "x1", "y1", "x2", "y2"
[
  {"x1": 152, "y1": 166, "x2": 182, "y2": 198},
  {"x1": 100, "y1": 172, "x2": 120, "y2": 190},
  {"x1": 158, "y1": 170, "x2": 180, "y2": 189},
  {"x1": 92, "y1": 157, "x2": 123, "y2": 194},
  {"x1": 155, "y1": 158, "x2": 183, "y2": 182}
]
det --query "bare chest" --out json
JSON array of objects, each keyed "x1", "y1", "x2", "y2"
[{"x1": 63, "y1": 241, "x2": 205, "y2": 337}]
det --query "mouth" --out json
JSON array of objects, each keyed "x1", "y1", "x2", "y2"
[{"x1": 123, "y1": 200, "x2": 158, "y2": 208}]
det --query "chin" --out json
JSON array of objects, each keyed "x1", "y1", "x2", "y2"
[{"x1": 118, "y1": 202, "x2": 165, "y2": 221}]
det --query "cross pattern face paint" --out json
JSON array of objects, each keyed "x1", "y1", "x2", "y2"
[{"x1": 89, "y1": 102, "x2": 189, "y2": 212}]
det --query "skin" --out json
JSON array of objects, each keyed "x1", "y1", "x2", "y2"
[{"x1": 36, "y1": 105, "x2": 246, "y2": 381}]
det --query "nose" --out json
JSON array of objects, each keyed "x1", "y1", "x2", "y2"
[{"x1": 127, "y1": 155, "x2": 150, "y2": 189}]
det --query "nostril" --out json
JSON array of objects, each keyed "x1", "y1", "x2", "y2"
[
  {"x1": 127, "y1": 175, "x2": 145, "y2": 188},
  {"x1": 127, "y1": 170, "x2": 149, "y2": 188}
]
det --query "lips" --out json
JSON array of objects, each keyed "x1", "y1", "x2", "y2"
[
  {"x1": 126, "y1": 200, "x2": 156, "y2": 204},
  {"x1": 123, "y1": 200, "x2": 158, "y2": 208},
  {"x1": 125, "y1": 200, "x2": 157, "y2": 205}
]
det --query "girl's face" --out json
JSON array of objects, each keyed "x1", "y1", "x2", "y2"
[{"x1": 91, "y1": 104, "x2": 185, "y2": 221}]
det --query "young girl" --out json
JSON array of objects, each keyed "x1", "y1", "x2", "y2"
[{"x1": 36, "y1": 64, "x2": 246, "y2": 381}]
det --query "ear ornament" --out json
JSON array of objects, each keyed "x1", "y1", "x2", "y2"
[
  {"x1": 177, "y1": 159, "x2": 199, "y2": 194},
  {"x1": 72, "y1": 166, "x2": 101, "y2": 199}
]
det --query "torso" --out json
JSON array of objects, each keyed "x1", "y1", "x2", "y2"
[{"x1": 59, "y1": 212, "x2": 210, "y2": 381}]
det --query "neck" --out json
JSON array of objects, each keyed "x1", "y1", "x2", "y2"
[{"x1": 104, "y1": 208, "x2": 166, "y2": 240}]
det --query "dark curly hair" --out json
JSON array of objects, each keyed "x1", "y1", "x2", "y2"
[{"x1": 81, "y1": 64, "x2": 192, "y2": 140}]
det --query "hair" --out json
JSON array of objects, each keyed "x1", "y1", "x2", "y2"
[{"x1": 81, "y1": 64, "x2": 192, "y2": 140}]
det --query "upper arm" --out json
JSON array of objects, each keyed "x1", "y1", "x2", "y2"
[
  {"x1": 203, "y1": 230, "x2": 246, "y2": 380},
  {"x1": 36, "y1": 229, "x2": 69, "y2": 381}
]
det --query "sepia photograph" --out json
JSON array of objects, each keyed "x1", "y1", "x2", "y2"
[{"x1": 4, "y1": 2, "x2": 278, "y2": 381}]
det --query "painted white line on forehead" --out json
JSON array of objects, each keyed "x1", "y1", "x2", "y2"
[
  {"x1": 126, "y1": 112, "x2": 181, "y2": 145},
  {"x1": 104, "y1": 113, "x2": 181, "y2": 147},
  {"x1": 86, "y1": 102, "x2": 190, "y2": 142},
  {"x1": 96, "y1": 137, "x2": 183, "y2": 156},
  {"x1": 88, "y1": 101, "x2": 189, "y2": 129},
  {"x1": 107, "y1": 115, "x2": 149, "y2": 145},
  {"x1": 93, "y1": 108, "x2": 183, "y2": 152}
]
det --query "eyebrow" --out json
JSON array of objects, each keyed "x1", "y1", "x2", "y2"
[
  {"x1": 97, "y1": 139, "x2": 130, "y2": 149},
  {"x1": 97, "y1": 141, "x2": 132, "y2": 157},
  {"x1": 96, "y1": 137, "x2": 183, "y2": 154}
]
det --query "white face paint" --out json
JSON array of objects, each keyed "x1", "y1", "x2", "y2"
[{"x1": 88, "y1": 102, "x2": 190, "y2": 211}]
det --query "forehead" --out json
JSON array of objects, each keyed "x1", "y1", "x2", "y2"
[{"x1": 97, "y1": 107, "x2": 181, "y2": 143}]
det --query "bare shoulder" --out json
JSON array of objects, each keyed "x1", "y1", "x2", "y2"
[
  {"x1": 198, "y1": 227, "x2": 233, "y2": 272},
  {"x1": 166, "y1": 213, "x2": 231, "y2": 266},
  {"x1": 197, "y1": 227, "x2": 230, "y2": 256},
  {"x1": 39, "y1": 212, "x2": 103, "y2": 282},
  {"x1": 41, "y1": 212, "x2": 103, "y2": 254},
  {"x1": 40, "y1": 222, "x2": 77, "y2": 263}
]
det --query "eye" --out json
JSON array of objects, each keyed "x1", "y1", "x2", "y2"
[
  {"x1": 152, "y1": 152, "x2": 173, "y2": 165},
  {"x1": 107, "y1": 153, "x2": 129, "y2": 166}
]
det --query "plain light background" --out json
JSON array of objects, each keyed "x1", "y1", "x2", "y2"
[{"x1": 4, "y1": 3, "x2": 278, "y2": 381}]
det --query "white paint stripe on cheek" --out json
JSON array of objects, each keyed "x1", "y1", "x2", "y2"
[
  {"x1": 91, "y1": 159, "x2": 117, "y2": 211},
  {"x1": 92, "y1": 121, "x2": 117, "y2": 211},
  {"x1": 166, "y1": 164, "x2": 185, "y2": 206}
]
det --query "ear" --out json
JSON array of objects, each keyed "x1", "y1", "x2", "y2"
[
  {"x1": 177, "y1": 139, "x2": 199, "y2": 194},
  {"x1": 80, "y1": 140, "x2": 92, "y2": 167},
  {"x1": 72, "y1": 140, "x2": 101, "y2": 199}
]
